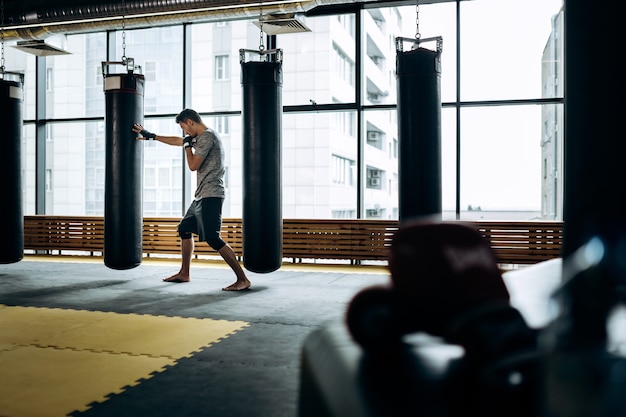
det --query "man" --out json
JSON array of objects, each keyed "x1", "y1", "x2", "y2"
[{"x1": 132, "y1": 109, "x2": 251, "y2": 291}]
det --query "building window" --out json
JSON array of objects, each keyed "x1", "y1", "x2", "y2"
[
  {"x1": 216, "y1": 116, "x2": 230, "y2": 134},
  {"x1": 332, "y1": 209, "x2": 356, "y2": 219},
  {"x1": 366, "y1": 130, "x2": 383, "y2": 150},
  {"x1": 215, "y1": 55, "x2": 230, "y2": 80},
  {"x1": 367, "y1": 167, "x2": 383, "y2": 189},
  {"x1": 332, "y1": 155, "x2": 355, "y2": 186},
  {"x1": 333, "y1": 111, "x2": 355, "y2": 137},
  {"x1": 95, "y1": 66, "x2": 102, "y2": 86},
  {"x1": 46, "y1": 68, "x2": 53, "y2": 92},
  {"x1": 366, "y1": 207, "x2": 383, "y2": 218},
  {"x1": 46, "y1": 124, "x2": 53, "y2": 142},
  {"x1": 45, "y1": 169, "x2": 52, "y2": 192},
  {"x1": 145, "y1": 167, "x2": 156, "y2": 187},
  {"x1": 337, "y1": 14, "x2": 355, "y2": 37},
  {"x1": 159, "y1": 167, "x2": 171, "y2": 187},
  {"x1": 145, "y1": 97, "x2": 157, "y2": 113},
  {"x1": 144, "y1": 61, "x2": 157, "y2": 82},
  {"x1": 332, "y1": 44, "x2": 354, "y2": 87}
]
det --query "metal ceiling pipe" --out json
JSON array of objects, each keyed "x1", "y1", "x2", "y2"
[
  {"x1": 4, "y1": 1, "x2": 275, "y2": 25},
  {"x1": 1, "y1": 0, "x2": 364, "y2": 40}
]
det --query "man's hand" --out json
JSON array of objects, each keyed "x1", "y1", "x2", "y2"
[
  {"x1": 133, "y1": 123, "x2": 156, "y2": 140},
  {"x1": 182, "y1": 135, "x2": 193, "y2": 148}
]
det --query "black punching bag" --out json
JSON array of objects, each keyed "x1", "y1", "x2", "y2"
[
  {"x1": 241, "y1": 59, "x2": 282, "y2": 273},
  {"x1": 396, "y1": 45, "x2": 442, "y2": 224},
  {"x1": 103, "y1": 71, "x2": 144, "y2": 269},
  {"x1": 0, "y1": 76, "x2": 24, "y2": 264}
]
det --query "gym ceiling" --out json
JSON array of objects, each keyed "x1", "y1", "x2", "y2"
[{"x1": 1, "y1": 0, "x2": 459, "y2": 42}]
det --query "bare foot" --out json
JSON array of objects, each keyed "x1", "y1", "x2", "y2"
[
  {"x1": 222, "y1": 279, "x2": 251, "y2": 291},
  {"x1": 163, "y1": 273, "x2": 190, "y2": 283}
]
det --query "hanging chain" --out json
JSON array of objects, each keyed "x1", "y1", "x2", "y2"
[
  {"x1": 258, "y1": 2, "x2": 265, "y2": 52},
  {"x1": 121, "y1": 0, "x2": 127, "y2": 62},
  {"x1": 415, "y1": 0, "x2": 421, "y2": 41},
  {"x1": 258, "y1": 23, "x2": 264, "y2": 52},
  {"x1": 1, "y1": 0, "x2": 5, "y2": 75}
]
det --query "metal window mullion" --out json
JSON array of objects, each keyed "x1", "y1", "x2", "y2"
[
  {"x1": 182, "y1": 23, "x2": 192, "y2": 214},
  {"x1": 455, "y1": 0, "x2": 461, "y2": 220},
  {"x1": 35, "y1": 56, "x2": 46, "y2": 215},
  {"x1": 355, "y1": 8, "x2": 363, "y2": 219}
]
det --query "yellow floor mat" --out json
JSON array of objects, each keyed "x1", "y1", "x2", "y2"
[{"x1": 0, "y1": 304, "x2": 249, "y2": 417}]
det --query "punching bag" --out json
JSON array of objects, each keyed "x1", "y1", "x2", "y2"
[
  {"x1": 0, "y1": 75, "x2": 24, "y2": 264},
  {"x1": 396, "y1": 43, "x2": 442, "y2": 224},
  {"x1": 241, "y1": 58, "x2": 282, "y2": 273},
  {"x1": 103, "y1": 69, "x2": 144, "y2": 270}
]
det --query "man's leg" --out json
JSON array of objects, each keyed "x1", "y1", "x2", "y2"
[
  {"x1": 164, "y1": 203, "x2": 198, "y2": 283},
  {"x1": 219, "y1": 244, "x2": 251, "y2": 291},
  {"x1": 163, "y1": 237, "x2": 194, "y2": 282},
  {"x1": 199, "y1": 197, "x2": 251, "y2": 291}
]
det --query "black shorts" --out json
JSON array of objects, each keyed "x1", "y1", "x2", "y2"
[{"x1": 178, "y1": 197, "x2": 226, "y2": 251}]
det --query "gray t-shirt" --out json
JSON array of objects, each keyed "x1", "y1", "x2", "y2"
[{"x1": 192, "y1": 129, "x2": 225, "y2": 200}]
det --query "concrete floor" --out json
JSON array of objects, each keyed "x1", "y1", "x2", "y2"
[{"x1": 0, "y1": 257, "x2": 390, "y2": 417}]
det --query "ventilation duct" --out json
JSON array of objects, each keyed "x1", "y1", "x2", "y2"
[
  {"x1": 11, "y1": 35, "x2": 71, "y2": 56},
  {"x1": 253, "y1": 13, "x2": 311, "y2": 35}
]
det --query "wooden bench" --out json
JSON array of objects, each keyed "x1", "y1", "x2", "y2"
[
  {"x1": 472, "y1": 221, "x2": 563, "y2": 265},
  {"x1": 283, "y1": 219, "x2": 397, "y2": 263},
  {"x1": 23, "y1": 216, "x2": 563, "y2": 267},
  {"x1": 23, "y1": 215, "x2": 105, "y2": 255}
]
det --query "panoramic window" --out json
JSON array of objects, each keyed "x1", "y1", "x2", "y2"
[{"x1": 15, "y1": 0, "x2": 563, "y2": 222}]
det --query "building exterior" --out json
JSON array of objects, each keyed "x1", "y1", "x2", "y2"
[{"x1": 541, "y1": 8, "x2": 564, "y2": 220}]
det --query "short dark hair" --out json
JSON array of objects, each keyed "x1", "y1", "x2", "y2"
[{"x1": 175, "y1": 108, "x2": 202, "y2": 124}]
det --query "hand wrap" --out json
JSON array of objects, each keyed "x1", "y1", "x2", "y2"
[{"x1": 140, "y1": 129, "x2": 156, "y2": 140}]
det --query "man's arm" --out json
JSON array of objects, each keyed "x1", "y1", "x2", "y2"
[
  {"x1": 185, "y1": 147, "x2": 206, "y2": 172},
  {"x1": 133, "y1": 123, "x2": 205, "y2": 171},
  {"x1": 132, "y1": 123, "x2": 184, "y2": 146},
  {"x1": 181, "y1": 136, "x2": 206, "y2": 172}
]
